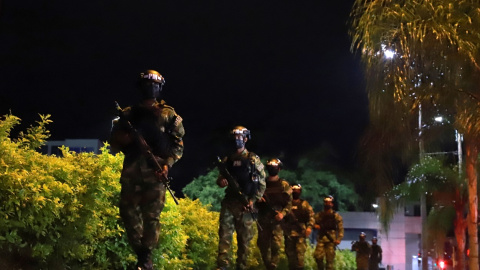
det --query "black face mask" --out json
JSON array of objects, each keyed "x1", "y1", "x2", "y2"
[
  {"x1": 292, "y1": 191, "x2": 301, "y2": 200},
  {"x1": 267, "y1": 167, "x2": 279, "y2": 176},
  {"x1": 235, "y1": 139, "x2": 245, "y2": 149},
  {"x1": 140, "y1": 81, "x2": 161, "y2": 100},
  {"x1": 324, "y1": 204, "x2": 332, "y2": 210}
]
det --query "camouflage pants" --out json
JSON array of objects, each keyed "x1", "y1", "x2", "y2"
[
  {"x1": 356, "y1": 256, "x2": 369, "y2": 270},
  {"x1": 314, "y1": 242, "x2": 336, "y2": 270},
  {"x1": 119, "y1": 179, "x2": 166, "y2": 259},
  {"x1": 257, "y1": 220, "x2": 283, "y2": 270},
  {"x1": 284, "y1": 235, "x2": 308, "y2": 270},
  {"x1": 217, "y1": 198, "x2": 254, "y2": 270},
  {"x1": 368, "y1": 259, "x2": 380, "y2": 270}
]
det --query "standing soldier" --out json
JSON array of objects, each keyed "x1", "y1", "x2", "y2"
[
  {"x1": 313, "y1": 196, "x2": 344, "y2": 270},
  {"x1": 351, "y1": 232, "x2": 372, "y2": 270},
  {"x1": 110, "y1": 70, "x2": 185, "y2": 270},
  {"x1": 369, "y1": 237, "x2": 382, "y2": 270},
  {"x1": 256, "y1": 158, "x2": 292, "y2": 270},
  {"x1": 216, "y1": 126, "x2": 266, "y2": 270},
  {"x1": 283, "y1": 184, "x2": 315, "y2": 270}
]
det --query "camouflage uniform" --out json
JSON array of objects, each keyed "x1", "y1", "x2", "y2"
[
  {"x1": 217, "y1": 149, "x2": 266, "y2": 270},
  {"x1": 256, "y1": 178, "x2": 292, "y2": 270},
  {"x1": 313, "y1": 209, "x2": 343, "y2": 270},
  {"x1": 283, "y1": 198, "x2": 315, "y2": 270},
  {"x1": 110, "y1": 100, "x2": 184, "y2": 269},
  {"x1": 351, "y1": 239, "x2": 371, "y2": 270},
  {"x1": 369, "y1": 241, "x2": 382, "y2": 270}
]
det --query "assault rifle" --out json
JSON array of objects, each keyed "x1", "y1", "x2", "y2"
[
  {"x1": 215, "y1": 156, "x2": 262, "y2": 231},
  {"x1": 115, "y1": 101, "x2": 179, "y2": 205},
  {"x1": 318, "y1": 227, "x2": 337, "y2": 250}
]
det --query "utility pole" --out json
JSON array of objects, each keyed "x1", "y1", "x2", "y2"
[{"x1": 419, "y1": 104, "x2": 428, "y2": 270}]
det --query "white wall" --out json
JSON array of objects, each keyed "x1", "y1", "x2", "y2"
[{"x1": 339, "y1": 210, "x2": 421, "y2": 270}]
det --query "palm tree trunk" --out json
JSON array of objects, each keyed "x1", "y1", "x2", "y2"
[{"x1": 464, "y1": 136, "x2": 479, "y2": 270}]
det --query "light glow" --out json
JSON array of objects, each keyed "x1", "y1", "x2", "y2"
[{"x1": 384, "y1": 50, "x2": 395, "y2": 59}]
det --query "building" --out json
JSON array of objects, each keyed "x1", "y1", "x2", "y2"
[
  {"x1": 41, "y1": 139, "x2": 103, "y2": 155},
  {"x1": 338, "y1": 208, "x2": 422, "y2": 270}
]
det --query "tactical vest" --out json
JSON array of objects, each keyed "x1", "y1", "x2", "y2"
[
  {"x1": 126, "y1": 104, "x2": 170, "y2": 159},
  {"x1": 226, "y1": 152, "x2": 257, "y2": 196},
  {"x1": 320, "y1": 211, "x2": 337, "y2": 231},
  {"x1": 354, "y1": 241, "x2": 370, "y2": 255},
  {"x1": 263, "y1": 179, "x2": 289, "y2": 210},
  {"x1": 370, "y1": 245, "x2": 381, "y2": 260},
  {"x1": 292, "y1": 199, "x2": 308, "y2": 223}
]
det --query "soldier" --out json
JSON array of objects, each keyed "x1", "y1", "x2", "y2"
[
  {"x1": 110, "y1": 70, "x2": 185, "y2": 270},
  {"x1": 216, "y1": 126, "x2": 266, "y2": 270},
  {"x1": 256, "y1": 158, "x2": 292, "y2": 270},
  {"x1": 351, "y1": 232, "x2": 371, "y2": 270},
  {"x1": 369, "y1": 237, "x2": 382, "y2": 270},
  {"x1": 283, "y1": 184, "x2": 315, "y2": 270},
  {"x1": 313, "y1": 196, "x2": 344, "y2": 270}
]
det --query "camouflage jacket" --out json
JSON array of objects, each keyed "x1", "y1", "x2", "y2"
[
  {"x1": 352, "y1": 240, "x2": 371, "y2": 257},
  {"x1": 314, "y1": 209, "x2": 344, "y2": 243},
  {"x1": 219, "y1": 149, "x2": 266, "y2": 203},
  {"x1": 257, "y1": 178, "x2": 292, "y2": 218},
  {"x1": 110, "y1": 100, "x2": 185, "y2": 169},
  {"x1": 284, "y1": 198, "x2": 315, "y2": 237}
]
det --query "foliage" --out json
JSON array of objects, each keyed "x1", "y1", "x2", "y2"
[
  {"x1": 183, "y1": 157, "x2": 359, "y2": 213},
  {"x1": 0, "y1": 114, "x2": 358, "y2": 269},
  {"x1": 0, "y1": 114, "x2": 131, "y2": 269},
  {"x1": 295, "y1": 158, "x2": 359, "y2": 212},
  {"x1": 334, "y1": 249, "x2": 356, "y2": 270},
  {"x1": 379, "y1": 156, "x2": 461, "y2": 233},
  {"x1": 177, "y1": 198, "x2": 219, "y2": 270},
  {"x1": 182, "y1": 168, "x2": 225, "y2": 212},
  {"x1": 350, "y1": 1, "x2": 480, "y2": 267}
]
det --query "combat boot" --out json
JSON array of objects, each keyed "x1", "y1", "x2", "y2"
[{"x1": 136, "y1": 248, "x2": 154, "y2": 270}]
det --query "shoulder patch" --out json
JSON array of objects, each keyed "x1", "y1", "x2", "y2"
[
  {"x1": 173, "y1": 115, "x2": 183, "y2": 126},
  {"x1": 258, "y1": 163, "x2": 264, "y2": 171}
]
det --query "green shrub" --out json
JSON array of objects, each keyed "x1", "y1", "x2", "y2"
[{"x1": 0, "y1": 114, "x2": 357, "y2": 269}]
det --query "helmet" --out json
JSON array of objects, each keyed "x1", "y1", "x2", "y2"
[
  {"x1": 324, "y1": 195, "x2": 334, "y2": 203},
  {"x1": 266, "y1": 158, "x2": 283, "y2": 176},
  {"x1": 138, "y1": 70, "x2": 165, "y2": 100},
  {"x1": 359, "y1": 232, "x2": 366, "y2": 239},
  {"x1": 139, "y1": 70, "x2": 165, "y2": 84},
  {"x1": 231, "y1": 126, "x2": 251, "y2": 139},
  {"x1": 266, "y1": 158, "x2": 283, "y2": 169},
  {"x1": 291, "y1": 183, "x2": 302, "y2": 199},
  {"x1": 291, "y1": 183, "x2": 302, "y2": 191}
]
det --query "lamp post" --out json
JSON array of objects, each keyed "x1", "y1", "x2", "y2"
[{"x1": 418, "y1": 104, "x2": 428, "y2": 270}]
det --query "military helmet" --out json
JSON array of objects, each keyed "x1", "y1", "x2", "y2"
[
  {"x1": 266, "y1": 158, "x2": 283, "y2": 169},
  {"x1": 231, "y1": 126, "x2": 251, "y2": 139},
  {"x1": 139, "y1": 70, "x2": 165, "y2": 84},
  {"x1": 291, "y1": 183, "x2": 302, "y2": 190},
  {"x1": 324, "y1": 195, "x2": 334, "y2": 202},
  {"x1": 359, "y1": 232, "x2": 366, "y2": 238}
]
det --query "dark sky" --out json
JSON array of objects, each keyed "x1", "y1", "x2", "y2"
[{"x1": 0, "y1": 1, "x2": 368, "y2": 193}]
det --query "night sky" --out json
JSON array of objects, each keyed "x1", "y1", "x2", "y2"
[{"x1": 0, "y1": 1, "x2": 368, "y2": 193}]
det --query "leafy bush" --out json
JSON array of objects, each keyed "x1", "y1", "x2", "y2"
[{"x1": 0, "y1": 114, "x2": 356, "y2": 269}]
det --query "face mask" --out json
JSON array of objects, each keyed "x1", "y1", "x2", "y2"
[
  {"x1": 140, "y1": 81, "x2": 161, "y2": 100},
  {"x1": 292, "y1": 191, "x2": 301, "y2": 200},
  {"x1": 235, "y1": 139, "x2": 245, "y2": 149},
  {"x1": 324, "y1": 204, "x2": 332, "y2": 210},
  {"x1": 267, "y1": 167, "x2": 279, "y2": 176}
]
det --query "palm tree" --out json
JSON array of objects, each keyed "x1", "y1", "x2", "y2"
[{"x1": 349, "y1": 0, "x2": 480, "y2": 269}]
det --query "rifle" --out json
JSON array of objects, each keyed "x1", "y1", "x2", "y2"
[
  {"x1": 215, "y1": 156, "x2": 262, "y2": 231},
  {"x1": 115, "y1": 101, "x2": 179, "y2": 205},
  {"x1": 318, "y1": 227, "x2": 338, "y2": 250}
]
